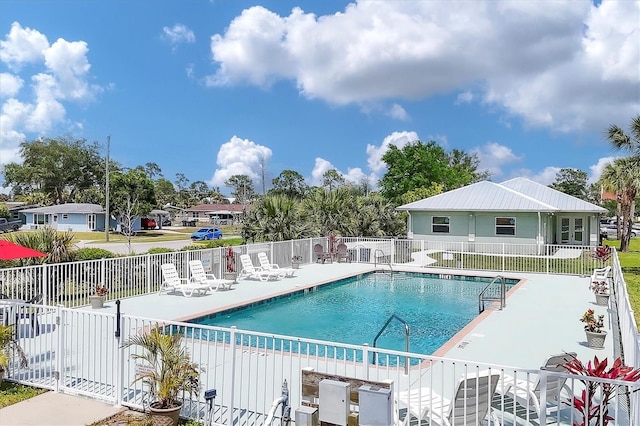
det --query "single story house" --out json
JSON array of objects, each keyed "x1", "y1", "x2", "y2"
[
  {"x1": 19, "y1": 203, "x2": 106, "y2": 232},
  {"x1": 396, "y1": 177, "x2": 607, "y2": 251},
  {"x1": 185, "y1": 203, "x2": 246, "y2": 225}
]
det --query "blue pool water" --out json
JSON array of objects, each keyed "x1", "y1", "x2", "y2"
[{"x1": 189, "y1": 272, "x2": 516, "y2": 355}]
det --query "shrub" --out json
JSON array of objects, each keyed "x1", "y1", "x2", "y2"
[
  {"x1": 147, "y1": 247, "x2": 175, "y2": 254},
  {"x1": 72, "y1": 248, "x2": 116, "y2": 261}
]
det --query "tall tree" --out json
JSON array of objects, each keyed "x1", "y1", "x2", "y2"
[
  {"x1": 549, "y1": 168, "x2": 589, "y2": 200},
  {"x1": 225, "y1": 175, "x2": 256, "y2": 205},
  {"x1": 607, "y1": 114, "x2": 640, "y2": 159},
  {"x1": 379, "y1": 140, "x2": 486, "y2": 205},
  {"x1": 3, "y1": 136, "x2": 104, "y2": 204},
  {"x1": 270, "y1": 170, "x2": 308, "y2": 199},
  {"x1": 600, "y1": 158, "x2": 640, "y2": 251},
  {"x1": 322, "y1": 169, "x2": 345, "y2": 191}
]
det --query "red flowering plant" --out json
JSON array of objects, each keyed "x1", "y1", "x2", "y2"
[
  {"x1": 95, "y1": 284, "x2": 108, "y2": 297},
  {"x1": 225, "y1": 246, "x2": 235, "y2": 273},
  {"x1": 563, "y1": 355, "x2": 640, "y2": 426},
  {"x1": 591, "y1": 245, "x2": 612, "y2": 267},
  {"x1": 589, "y1": 280, "x2": 609, "y2": 295}
]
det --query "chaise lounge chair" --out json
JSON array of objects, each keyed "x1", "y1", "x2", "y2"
[
  {"x1": 159, "y1": 263, "x2": 211, "y2": 297},
  {"x1": 398, "y1": 371, "x2": 501, "y2": 426},
  {"x1": 257, "y1": 252, "x2": 296, "y2": 277},
  {"x1": 497, "y1": 352, "x2": 577, "y2": 421},
  {"x1": 239, "y1": 254, "x2": 286, "y2": 281},
  {"x1": 188, "y1": 260, "x2": 235, "y2": 291}
]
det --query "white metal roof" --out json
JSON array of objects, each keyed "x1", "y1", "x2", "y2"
[
  {"x1": 500, "y1": 177, "x2": 607, "y2": 213},
  {"x1": 19, "y1": 203, "x2": 104, "y2": 214},
  {"x1": 397, "y1": 178, "x2": 607, "y2": 213}
]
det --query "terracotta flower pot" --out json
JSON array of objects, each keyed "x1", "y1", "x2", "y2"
[{"x1": 149, "y1": 401, "x2": 182, "y2": 426}]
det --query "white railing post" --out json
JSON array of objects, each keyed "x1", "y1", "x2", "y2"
[
  {"x1": 41, "y1": 265, "x2": 48, "y2": 305},
  {"x1": 146, "y1": 254, "x2": 152, "y2": 294},
  {"x1": 55, "y1": 305, "x2": 64, "y2": 393},
  {"x1": 390, "y1": 239, "x2": 395, "y2": 264},
  {"x1": 502, "y1": 243, "x2": 505, "y2": 271},
  {"x1": 228, "y1": 326, "x2": 237, "y2": 425},
  {"x1": 362, "y1": 343, "x2": 369, "y2": 381}
]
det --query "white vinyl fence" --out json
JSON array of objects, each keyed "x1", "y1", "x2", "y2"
[{"x1": 3, "y1": 302, "x2": 640, "y2": 425}]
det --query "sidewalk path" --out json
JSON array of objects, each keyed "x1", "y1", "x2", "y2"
[{"x1": 0, "y1": 391, "x2": 121, "y2": 426}]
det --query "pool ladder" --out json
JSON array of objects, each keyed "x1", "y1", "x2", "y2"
[
  {"x1": 478, "y1": 275, "x2": 506, "y2": 313},
  {"x1": 374, "y1": 249, "x2": 393, "y2": 274},
  {"x1": 372, "y1": 314, "x2": 410, "y2": 375}
]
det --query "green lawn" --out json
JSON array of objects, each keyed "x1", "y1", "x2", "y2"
[{"x1": 605, "y1": 238, "x2": 640, "y2": 327}]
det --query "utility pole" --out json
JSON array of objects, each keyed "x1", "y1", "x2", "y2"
[{"x1": 105, "y1": 135, "x2": 110, "y2": 242}]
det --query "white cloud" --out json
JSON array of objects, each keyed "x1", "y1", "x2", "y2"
[
  {"x1": 310, "y1": 157, "x2": 335, "y2": 186},
  {"x1": 514, "y1": 166, "x2": 561, "y2": 185},
  {"x1": 472, "y1": 142, "x2": 522, "y2": 178},
  {"x1": 0, "y1": 22, "x2": 101, "y2": 160},
  {"x1": 387, "y1": 103, "x2": 409, "y2": 121},
  {"x1": 366, "y1": 131, "x2": 419, "y2": 174},
  {"x1": 0, "y1": 73, "x2": 24, "y2": 98},
  {"x1": 209, "y1": 135, "x2": 273, "y2": 187},
  {"x1": 163, "y1": 24, "x2": 196, "y2": 48},
  {"x1": 589, "y1": 156, "x2": 616, "y2": 184},
  {"x1": 208, "y1": 1, "x2": 639, "y2": 131},
  {"x1": 0, "y1": 22, "x2": 48, "y2": 69}
]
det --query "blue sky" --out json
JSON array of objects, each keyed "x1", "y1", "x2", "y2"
[{"x1": 1, "y1": 0, "x2": 638, "y2": 196}]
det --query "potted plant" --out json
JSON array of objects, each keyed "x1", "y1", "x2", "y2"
[
  {"x1": 89, "y1": 284, "x2": 108, "y2": 309},
  {"x1": 123, "y1": 327, "x2": 200, "y2": 426},
  {"x1": 291, "y1": 255, "x2": 302, "y2": 269},
  {"x1": 563, "y1": 355, "x2": 640, "y2": 426},
  {"x1": 591, "y1": 245, "x2": 612, "y2": 267},
  {"x1": 0, "y1": 324, "x2": 28, "y2": 384},
  {"x1": 590, "y1": 280, "x2": 610, "y2": 306},
  {"x1": 224, "y1": 246, "x2": 237, "y2": 282},
  {"x1": 581, "y1": 309, "x2": 607, "y2": 349}
]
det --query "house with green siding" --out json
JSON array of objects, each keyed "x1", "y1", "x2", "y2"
[{"x1": 396, "y1": 178, "x2": 607, "y2": 252}]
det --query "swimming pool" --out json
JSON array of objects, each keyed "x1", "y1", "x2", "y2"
[{"x1": 189, "y1": 272, "x2": 517, "y2": 355}]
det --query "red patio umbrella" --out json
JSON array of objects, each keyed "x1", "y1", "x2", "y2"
[{"x1": 0, "y1": 240, "x2": 47, "y2": 261}]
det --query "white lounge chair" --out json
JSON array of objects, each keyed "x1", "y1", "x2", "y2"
[
  {"x1": 498, "y1": 352, "x2": 576, "y2": 420},
  {"x1": 398, "y1": 371, "x2": 500, "y2": 426},
  {"x1": 159, "y1": 263, "x2": 210, "y2": 297},
  {"x1": 239, "y1": 254, "x2": 285, "y2": 281},
  {"x1": 257, "y1": 252, "x2": 296, "y2": 277},
  {"x1": 188, "y1": 260, "x2": 234, "y2": 291},
  {"x1": 591, "y1": 266, "x2": 611, "y2": 283}
]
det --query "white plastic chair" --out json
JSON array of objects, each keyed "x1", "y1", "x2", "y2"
[
  {"x1": 188, "y1": 260, "x2": 234, "y2": 291},
  {"x1": 399, "y1": 371, "x2": 500, "y2": 426},
  {"x1": 257, "y1": 252, "x2": 295, "y2": 277},
  {"x1": 159, "y1": 263, "x2": 210, "y2": 297},
  {"x1": 238, "y1": 255, "x2": 285, "y2": 281}
]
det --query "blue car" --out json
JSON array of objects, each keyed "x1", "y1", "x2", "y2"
[{"x1": 190, "y1": 227, "x2": 223, "y2": 240}]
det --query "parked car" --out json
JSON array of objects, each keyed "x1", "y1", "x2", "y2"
[
  {"x1": 0, "y1": 218, "x2": 21, "y2": 233},
  {"x1": 161, "y1": 218, "x2": 171, "y2": 227},
  {"x1": 600, "y1": 225, "x2": 637, "y2": 239},
  {"x1": 141, "y1": 218, "x2": 157, "y2": 230},
  {"x1": 190, "y1": 227, "x2": 222, "y2": 240}
]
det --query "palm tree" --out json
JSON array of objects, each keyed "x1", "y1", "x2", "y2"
[
  {"x1": 607, "y1": 115, "x2": 640, "y2": 159},
  {"x1": 600, "y1": 158, "x2": 640, "y2": 251},
  {"x1": 605, "y1": 115, "x2": 640, "y2": 252},
  {"x1": 242, "y1": 195, "x2": 312, "y2": 242}
]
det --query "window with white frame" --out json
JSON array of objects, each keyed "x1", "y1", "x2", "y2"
[
  {"x1": 432, "y1": 216, "x2": 450, "y2": 233},
  {"x1": 495, "y1": 217, "x2": 516, "y2": 235},
  {"x1": 35, "y1": 213, "x2": 47, "y2": 225}
]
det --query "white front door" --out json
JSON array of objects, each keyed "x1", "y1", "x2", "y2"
[
  {"x1": 87, "y1": 214, "x2": 96, "y2": 231},
  {"x1": 560, "y1": 217, "x2": 584, "y2": 245}
]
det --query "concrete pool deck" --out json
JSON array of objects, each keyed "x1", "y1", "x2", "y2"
[{"x1": 86, "y1": 261, "x2": 615, "y2": 370}]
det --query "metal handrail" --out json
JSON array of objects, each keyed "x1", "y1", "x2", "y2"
[
  {"x1": 372, "y1": 313, "x2": 410, "y2": 374},
  {"x1": 478, "y1": 275, "x2": 506, "y2": 313},
  {"x1": 374, "y1": 249, "x2": 392, "y2": 274}
]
